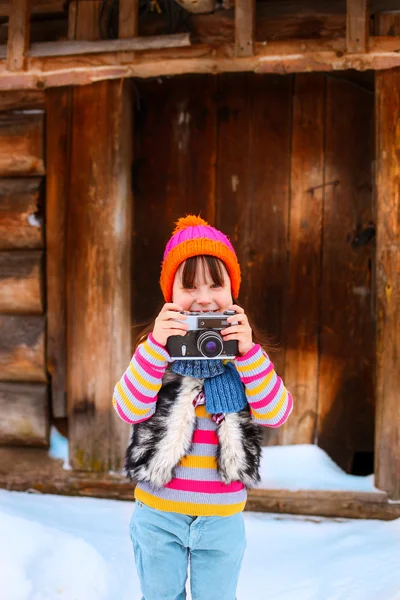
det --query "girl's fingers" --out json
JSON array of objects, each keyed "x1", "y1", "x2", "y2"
[
  {"x1": 158, "y1": 310, "x2": 187, "y2": 322},
  {"x1": 228, "y1": 304, "x2": 244, "y2": 314},
  {"x1": 226, "y1": 313, "x2": 248, "y2": 324},
  {"x1": 160, "y1": 303, "x2": 183, "y2": 314},
  {"x1": 221, "y1": 325, "x2": 247, "y2": 336},
  {"x1": 161, "y1": 321, "x2": 188, "y2": 331}
]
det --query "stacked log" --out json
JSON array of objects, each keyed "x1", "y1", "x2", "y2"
[{"x1": 0, "y1": 91, "x2": 48, "y2": 447}]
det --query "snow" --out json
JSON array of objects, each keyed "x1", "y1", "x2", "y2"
[
  {"x1": 0, "y1": 430, "x2": 398, "y2": 599},
  {"x1": 1, "y1": 490, "x2": 400, "y2": 600}
]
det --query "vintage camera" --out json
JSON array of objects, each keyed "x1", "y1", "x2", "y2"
[{"x1": 167, "y1": 310, "x2": 239, "y2": 360}]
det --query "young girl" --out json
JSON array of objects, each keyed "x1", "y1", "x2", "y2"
[{"x1": 113, "y1": 215, "x2": 293, "y2": 600}]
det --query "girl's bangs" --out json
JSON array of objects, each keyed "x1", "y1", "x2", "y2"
[{"x1": 181, "y1": 256, "x2": 226, "y2": 288}]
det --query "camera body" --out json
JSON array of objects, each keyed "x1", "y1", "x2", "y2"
[{"x1": 167, "y1": 310, "x2": 239, "y2": 360}]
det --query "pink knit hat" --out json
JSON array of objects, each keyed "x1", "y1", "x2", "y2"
[{"x1": 160, "y1": 215, "x2": 241, "y2": 302}]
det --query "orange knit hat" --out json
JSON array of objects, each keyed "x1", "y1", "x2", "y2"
[{"x1": 160, "y1": 215, "x2": 241, "y2": 302}]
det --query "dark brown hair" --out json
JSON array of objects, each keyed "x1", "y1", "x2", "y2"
[{"x1": 133, "y1": 255, "x2": 272, "y2": 353}]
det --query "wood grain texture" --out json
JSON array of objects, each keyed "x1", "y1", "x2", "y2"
[
  {"x1": 7, "y1": 0, "x2": 31, "y2": 71},
  {"x1": 45, "y1": 87, "x2": 72, "y2": 418},
  {"x1": 0, "y1": 382, "x2": 48, "y2": 446},
  {"x1": 317, "y1": 76, "x2": 375, "y2": 472},
  {"x1": 346, "y1": 0, "x2": 369, "y2": 53},
  {"x1": 0, "y1": 178, "x2": 43, "y2": 249},
  {"x1": 67, "y1": 81, "x2": 133, "y2": 471},
  {"x1": 132, "y1": 75, "x2": 217, "y2": 333},
  {"x1": 0, "y1": 112, "x2": 44, "y2": 176},
  {"x1": 0, "y1": 315, "x2": 46, "y2": 381},
  {"x1": 0, "y1": 90, "x2": 44, "y2": 111},
  {"x1": 235, "y1": 0, "x2": 255, "y2": 56},
  {"x1": 0, "y1": 250, "x2": 43, "y2": 313},
  {"x1": 374, "y1": 13, "x2": 400, "y2": 500},
  {"x1": 283, "y1": 73, "x2": 325, "y2": 445}
]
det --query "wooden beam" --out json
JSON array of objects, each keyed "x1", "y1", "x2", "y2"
[
  {"x1": 7, "y1": 0, "x2": 31, "y2": 71},
  {"x1": 0, "y1": 250, "x2": 44, "y2": 313},
  {"x1": 235, "y1": 0, "x2": 255, "y2": 56},
  {"x1": 0, "y1": 37, "x2": 400, "y2": 90},
  {"x1": 374, "y1": 13, "x2": 400, "y2": 501},
  {"x1": 347, "y1": 0, "x2": 369, "y2": 53},
  {"x1": 119, "y1": 0, "x2": 138, "y2": 38},
  {"x1": 0, "y1": 111, "x2": 44, "y2": 176},
  {"x1": 0, "y1": 315, "x2": 46, "y2": 381},
  {"x1": 29, "y1": 33, "x2": 191, "y2": 57},
  {"x1": 0, "y1": 382, "x2": 48, "y2": 446},
  {"x1": 0, "y1": 178, "x2": 43, "y2": 250},
  {"x1": 1, "y1": 445, "x2": 400, "y2": 521}
]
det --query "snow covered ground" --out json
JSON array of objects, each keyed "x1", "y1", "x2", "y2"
[{"x1": 1, "y1": 429, "x2": 399, "y2": 600}]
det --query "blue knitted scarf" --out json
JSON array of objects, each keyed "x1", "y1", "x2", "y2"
[{"x1": 170, "y1": 360, "x2": 247, "y2": 415}]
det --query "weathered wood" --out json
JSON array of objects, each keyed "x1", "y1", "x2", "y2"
[
  {"x1": 29, "y1": 34, "x2": 191, "y2": 57},
  {"x1": 1, "y1": 445, "x2": 400, "y2": 521},
  {"x1": 0, "y1": 382, "x2": 48, "y2": 446},
  {"x1": 132, "y1": 75, "x2": 217, "y2": 334},
  {"x1": 0, "y1": 112, "x2": 44, "y2": 176},
  {"x1": 67, "y1": 80, "x2": 133, "y2": 471},
  {"x1": 347, "y1": 0, "x2": 369, "y2": 53},
  {"x1": 283, "y1": 74, "x2": 325, "y2": 446},
  {"x1": 0, "y1": 250, "x2": 43, "y2": 313},
  {"x1": 235, "y1": 0, "x2": 255, "y2": 56},
  {"x1": 7, "y1": 0, "x2": 31, "y2": 71},
  {"x1": 118, "y1": 0, "x2": 138, "y2": 38},
  {"x1": 0, "y1": 0, "x2": 64, "y2": 16},
  {"x1": 246, "y1": 74, "x2": 292, "y2": 446},
  {"x1": 45, "y1": 87, "x2": 71, "y2": 419},
  {"x1": 318, "y1": 76, "x2": 375, "y2": 472},
  {"x1": 0, "y1": 178, "x2": 43, "y2": 249},
  {"x1": 0, "y1": 90, "x2": 44, "y2": 110},
  {"x1": 0, "y1": 37, "x2": 399, "y2": 90},
  {"x1": 0, "y1": 315, "x2": 46, "y2": 381},
  {"x1": 374, "y1": 13, "x2": 400, "y2": 501}
]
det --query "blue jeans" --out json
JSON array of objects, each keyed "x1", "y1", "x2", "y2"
[{"x1": 129, "y1": 501, "x2": 246, "y2": 600}]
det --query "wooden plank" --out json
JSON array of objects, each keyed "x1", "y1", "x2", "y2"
[
  {"x1": 0, "y1": 382, "x2": 48, "y2": 446},
  {"x1": 29, "y1": 34, "x2": 191, "y2": 57},
  {"x1": 67, "y1": 81, "x2": 133, "y2": 471},
  {"x1": 0, "y1": 178, "x2": 43, "y2": 249},
  {"x1": 0, "y1": 90, "x2": 44, "y2": 110},
  {"x1": 246, "y1": 74, "x2": 293, "y2": 446},
  {"x1": 0, "y1": 250, "x2": 43, "y2": 313},
  {"x1": 283, "y1": 73, "x2": 325, "y2": 446},
  {"x1": 7, "y1": 0, "x2": 31, "y2": 71},
  {"x1": 45, "y1": 87, "x2": 71, "y2": 419},
  {"x1": 317, "y1": 76, "x2": 375, "y2": 472},
  {"x1": 0, "y1": 315, "x2": 46, "y2": 381},
  {"x1": 0, "y1": 112, "x2": 44, "y2": 176},
  {"x1": 119, "y1": 0, "x2": 138, "y2": 38},
  {"x1": 235, "y1": 0, "x2": 255, "y2": 56},
  {"x1": 0, "y1": 0, "x2": 64, "y2": 17},
  {"x1": 347, "y1": 0, "x2": 369, "y2": 53},
  {"x1": 374, "y1": 13, "x2": 400, "y2": 501},
  {"x1": 132, "y1": 75, "x2": 217, "y2": 333},
  {"x1": 1, "y1": 38, "x2": 400, "y2": 90}
]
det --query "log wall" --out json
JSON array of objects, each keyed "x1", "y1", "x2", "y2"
[
  {"x1": 0, "y1": 92, "x2": 48, "y2": 447},
  {"x1": 132, "y1": 71, "x2": 376, "y2": 473}
]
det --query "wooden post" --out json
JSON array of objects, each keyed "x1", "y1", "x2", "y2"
[
  {"x1": 375, "y1": 13, "x2": 400, "y2": 500},
  {"x1": 235, "y1": 0, "x2": 255, "y2": 57},
  {"x1": 119, "y1": 0, "x2": 138, "y2": 38},
  {"x1": 7, "y1": 0, "x2": 31, "y2": 71},
  {"x1": 66, "y1": 0, "x2": 133, "y2": 472},
  {"x1": 346, "y1": 0, "x2": 368, "y2": 53}
]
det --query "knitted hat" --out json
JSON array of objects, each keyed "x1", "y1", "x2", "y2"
[{"x1": 160, "y1": 215, "x2": 241, "y2": 302}]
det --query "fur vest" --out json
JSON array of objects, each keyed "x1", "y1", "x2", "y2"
[{"x1": 124, "y1": 368, "x2": 263, "y2": 488}]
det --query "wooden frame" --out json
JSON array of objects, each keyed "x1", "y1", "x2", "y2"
[
  {"x1": 0, "y1": 37, "x2": 400, "y2": 91},
  {"x1": 346, "y1": 0, "x2": 369, "y2": 53}
]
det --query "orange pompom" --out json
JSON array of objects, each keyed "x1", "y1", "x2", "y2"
[{"x1": 173, "y1": 214, "x2": 209, "y2": 235}]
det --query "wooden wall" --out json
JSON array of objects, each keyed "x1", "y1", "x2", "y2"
[
  {"x1": 0, "y1": 91, "x2": 49, "y2": 447},
  {"x1": 133, "y1": 72, "x2": 376, "y2": 473}
]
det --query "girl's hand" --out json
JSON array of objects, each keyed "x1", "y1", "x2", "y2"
[
  {"x1": 152, "y1": 303, "x2": 188, "y2": 347},
  {"x1": 221, "y1": 304, "x2": 253, "y2": 356}
]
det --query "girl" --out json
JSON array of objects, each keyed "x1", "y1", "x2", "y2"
[{"x1": 113, "y1": 215, "x2": 293, "y2": 600}]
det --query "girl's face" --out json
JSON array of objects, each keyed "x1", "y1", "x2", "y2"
[{"x1": 172, "y1": 256, "x2": 233, "y2": 313}]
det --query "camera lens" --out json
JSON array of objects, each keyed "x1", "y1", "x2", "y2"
[{"x1": 196, "y1": 331, "x2": 223, "y2": 358}]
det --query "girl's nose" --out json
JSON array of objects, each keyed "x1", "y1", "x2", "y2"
[{"x1": 197, "y1": 287, "x2": 212, "y2": 305}]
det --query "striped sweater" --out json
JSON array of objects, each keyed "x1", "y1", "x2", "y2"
[{"x1": 113, "y1": 334, "x2": 293, "y2": 517}]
